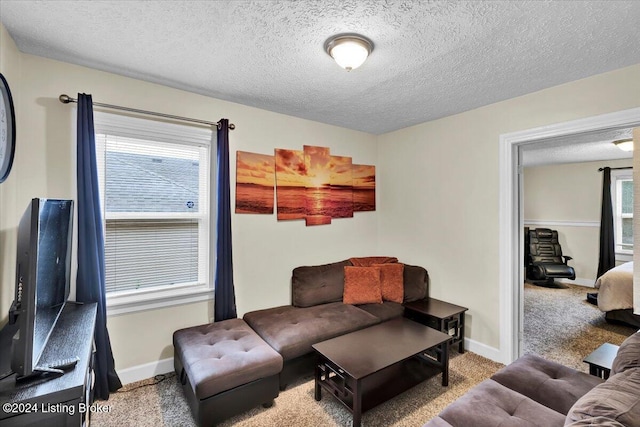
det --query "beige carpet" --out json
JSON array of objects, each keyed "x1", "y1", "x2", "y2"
[
  {"x1": 523, "y1": 282, "x2": 636, "y2": 371},
  {"x1": 92, "y1": 283, "x2": 637, "y2": 426},
  {"x1": 91, "y1": 351, "x2": 502, "y2": 427}
]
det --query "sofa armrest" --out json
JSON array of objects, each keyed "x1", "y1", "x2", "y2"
[{"x1": 403, "y1": 264, "x2": 429, "y2": 302}]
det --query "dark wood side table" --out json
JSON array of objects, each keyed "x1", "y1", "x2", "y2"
[
  {"x1": 404, "y1": 298, "x2": 468, "y2": 353},
  {"x1": 583, "y1": 343, "x2": 619, "y2": 379}
]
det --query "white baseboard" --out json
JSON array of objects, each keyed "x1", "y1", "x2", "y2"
[
  {"x1": 464, "y1": 338, "x2": 502, "y2": 364},
  {"x1": 557, "y1": 277, "x2": 595, "y2": 288},
  {"x1": 117, "y1": 357, "x2": 174, "y2": 385},
  {"x1": 119, "y1": 340, "x2": 502, "y2": 385}
]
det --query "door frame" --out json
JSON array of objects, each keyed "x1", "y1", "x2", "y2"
[{"x1": 498, "y1": 107, "x2": 640, "y2": 364}]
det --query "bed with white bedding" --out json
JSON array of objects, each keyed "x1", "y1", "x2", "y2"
[{"x1": 594, "y1": 261, "x2": 639, "y2": 328}]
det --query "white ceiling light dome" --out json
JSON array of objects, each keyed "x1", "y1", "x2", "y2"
[
  {"x1": 324, "y1": 34, "x2": 373, "y2": 72},
  {"x1": 613, "y1": 138, "x2": 634, "y2": 151}
]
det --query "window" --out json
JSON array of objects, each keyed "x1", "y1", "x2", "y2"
[
  {"x1": 611, "y1": 169, "x2": 633, "y2": 255},
  {"x1": 94, "y1": 112, "x2": 214, "y2": 314}
]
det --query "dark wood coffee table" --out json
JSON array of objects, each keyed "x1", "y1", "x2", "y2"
[{"x1": 312, "y1": 318, "x2": 451, "y2": 427}]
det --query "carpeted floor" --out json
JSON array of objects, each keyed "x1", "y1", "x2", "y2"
[
  {"x1": 92, "y1": 283, "x2": 637, "y2": 426},
  {"x1": 523, "y1": 281, "x2": 636, "y2": 372},
  {"x1": 91, "y1": 351, "x2": 502, "y2": 427}
]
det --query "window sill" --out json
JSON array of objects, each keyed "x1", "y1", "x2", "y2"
[
  {"x1": 106, "y1": 284, "x2": 213, "y2": 316},
  {"x1": 615, "y1": 252, "x2": 633, "y2": 263}
]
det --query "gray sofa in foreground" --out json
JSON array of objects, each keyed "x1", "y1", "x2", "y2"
[{"x1": 425, "y1": 330, "x2": 640, "y2": 427}]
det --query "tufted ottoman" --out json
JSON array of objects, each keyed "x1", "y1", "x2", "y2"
[{"x1": 173, "y1": 318, "x2": 283, "y2": 426}]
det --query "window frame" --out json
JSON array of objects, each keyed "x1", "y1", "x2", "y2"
[
  {"x1": 93, "y1": 112, "x2": 215, "y2": 316},
  {"x1": 610, "y1": 168, "x2": 633, "y2": 260}
]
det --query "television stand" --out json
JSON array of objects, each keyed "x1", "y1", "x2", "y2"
[{"x1": 0, "y1": 302, "x2": 97, "y2": 426}]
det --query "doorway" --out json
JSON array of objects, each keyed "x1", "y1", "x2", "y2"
[{"x1": 498, "y1": 107, "x2": 640, "y2": 364}]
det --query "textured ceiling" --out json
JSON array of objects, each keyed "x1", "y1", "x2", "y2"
[
  {"x1": 521, "y1": 128, "x2": 634, "y2": 167},
  {"x1": 1, "y1": 0, "x2": 640, "y2": 137}
]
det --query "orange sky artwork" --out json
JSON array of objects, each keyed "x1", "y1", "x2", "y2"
[
  {"x1": 235, "y1": 151, "x2": 275, "y2": 214},
  {"x1": 240, "y1": 147, "x2": 375, "y2": 223}
]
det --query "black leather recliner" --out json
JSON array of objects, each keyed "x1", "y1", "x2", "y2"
[{"x1": 526, "y1": 228, "x2": 576, "y2": 286}]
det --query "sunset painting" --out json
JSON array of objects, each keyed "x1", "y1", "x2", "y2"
[
  {"x1": 275, "y1": 149, "x2": 307, "y2": 220},
  {"x1": 353, "y1": 164, "x2": 376, "y2": 211},
  {"x1": 304, "y1": 145, "x2": 332, "y2": 226},
  {"x1": 235, "y1": 151, "x2": 275, "y2": 214},
  {"x1": 239, "y1": 145, "x2": 375, "y2": 225},
  {"x1": 330, "y1": 155, "x2": 353, "y2": 218}
]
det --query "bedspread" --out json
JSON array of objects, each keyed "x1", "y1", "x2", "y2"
[{"x1": 595, "y1": 261, "x2": 633, "y2": 312}]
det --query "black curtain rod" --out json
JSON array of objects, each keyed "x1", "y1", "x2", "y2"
[
  {"x1": 598, "y1": 166, "x2": 632, "y2": 171},
  {"x1": 58, "y1": 94, "x2": 235, "y2": 130}
]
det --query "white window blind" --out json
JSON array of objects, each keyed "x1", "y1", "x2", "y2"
[
  {"x1": 94, "y1": 112, "x2": 212, "y2": 295},
  {"x1": 611, "y1": 169, "x2": 633, "y2": 254}
]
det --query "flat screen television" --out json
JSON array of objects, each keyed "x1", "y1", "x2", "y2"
[{"x1": 8, "y1": 198, "x2": 74, "y2": 379}]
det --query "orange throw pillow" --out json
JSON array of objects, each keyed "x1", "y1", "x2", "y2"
[
  {"x1": 349, "y1": 256, "x2": 398, "y2": 267},
  {"x1": 374, "y1": 263, "x2": 404, "y2": 303},
  {"x1": 343, "y1": 266, "x2": 382, "y2": 305}
]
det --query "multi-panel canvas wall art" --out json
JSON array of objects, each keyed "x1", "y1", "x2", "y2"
[
  {"x1": 274, "y1": 149, "x2": 306, "y2": 220},
  {"x1": 304, "y1": 145, "x2": 332, "y2": 226},
  {"x1": 353, "y1": 164, "x2": 376, "y2": 211},
  {"x1": 235, "y1": 151, "x2": 275, "y2": 214},
  {"x1": 330, "y1": 155, "x2": 354, "y2": 218},
  {"x1": 236, "y1": 145, "x2": 375, "y2": 226}
]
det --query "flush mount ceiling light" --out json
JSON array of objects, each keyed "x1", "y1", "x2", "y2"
[
  {"x1": 324, "y1": 34, "x2": 373, "y2": 72},
  {"x1": 613, "y1": 138, "x2": 634, "y2": 152}
]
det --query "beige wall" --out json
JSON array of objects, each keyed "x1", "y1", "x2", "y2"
[
  {"x1": 0, "y1": 24, "x2": 22, "y2": 327},
  {"x1": 377, "y1": 64, "x2": 640, "y2": 349},
  {"x1": 0, "y1": 26, "x2": 378, "y2": 370},
  {"x1": 523, "y1": 159, "x2": 633, "y2": 283},
  {"x1": 3, "y1": 21, "x2": 640, "y2": 371}
]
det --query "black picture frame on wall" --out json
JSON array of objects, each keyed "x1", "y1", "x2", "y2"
[{"x1": 0, "y1": 72, "x2": 16, "y2": 183}]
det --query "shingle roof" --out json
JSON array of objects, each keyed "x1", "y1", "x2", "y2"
[{"x1": 105, "y1": 152, "x2": 200, "y2": 213}]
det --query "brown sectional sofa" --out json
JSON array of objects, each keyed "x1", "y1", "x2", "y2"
[
  {"x1": 174, "y1": 257, "x2": 430, "y2": 425},
  {"x1": 425, "y1": 330, "x2": 640, "y2": 426},
  {"x1": 243, "y1": 258, "x2": 429, "y2": 388}
]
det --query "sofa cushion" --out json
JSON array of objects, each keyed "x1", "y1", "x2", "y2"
[
  {"x1": 243, "y1": 302, "x2": 380, "y2": 360},
  {"x1": 291, "y1": 259, "x2": 351, "y2": 308},
  {"x1": 374, "y1": 263, "x2": 404, "y2": 303},
  {"x1": 403, "y1": 264, "x2": 429, "y2": 302},
  {"x1": 430, "y1": 379, "x2": 566, "y2": 427},
  {"x1": 612, "y1": 331, "x2": 640, "y2": 375},
  {"x1": 565, "y1": 417, "x2": 627, "y2": 427},
  {"x1": 356, "y1": 301, "x2": 404, "y2": 322},
  {"x1": 490, "y1": 354, "x2": 603, "y2": 415},
  {"x1": 565, "y1": 368, "x2": 640, "y2": 427},
  {"x1": 343, "y1": 266, "x2": 382, "y2": 305},
  {"x1": 349, "y1": 256, "x2": 398, "y2": 266}
]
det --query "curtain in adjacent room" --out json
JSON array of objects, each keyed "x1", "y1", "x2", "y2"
[
  {"x1": 214, "y1": 119, "x2": 237, "y2": 321},
  {"x1": 76, "y1": 94, "x2": 122, "y2": 399},
  {"x1": 597, "y1": 167, "x2": 616, "y2": 279}
]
